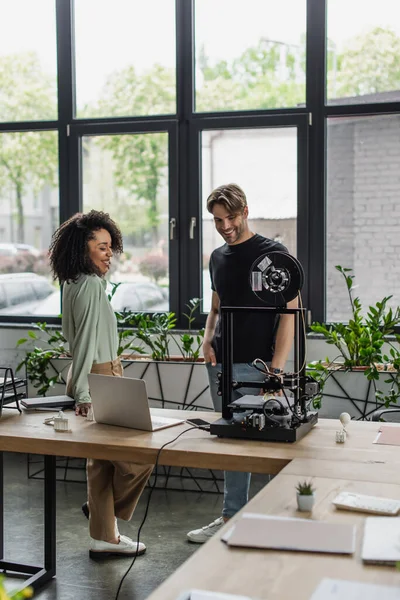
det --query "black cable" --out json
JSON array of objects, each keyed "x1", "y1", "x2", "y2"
[
  {"x1": 281, "y1": 388, "x2": 301, "y2": 423},
  {"x1": 114, "y1": 425, "x2": 198, "y2": 600},
  {"x1": 261, "y1": 399, "x2": 281, "y2": 426},
  {"x1": 262, "y1": 397, "x2": 285, "y2": 413}
]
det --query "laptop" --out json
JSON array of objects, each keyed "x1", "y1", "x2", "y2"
[
  {"x1": 222, "y1": 513, "x2": 355, "y2": 555},
  {"x1": 87, "y1": 373, "x2": 185, "y2": 432}
]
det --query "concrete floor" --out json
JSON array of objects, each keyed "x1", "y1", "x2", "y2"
[{"x1": 3, "y1": 453, "x2": 270, "y2": 600}]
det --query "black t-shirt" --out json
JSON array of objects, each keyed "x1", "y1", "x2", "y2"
[{"x1": 209, "y1": 234, "x2": 288, "y2": 363}]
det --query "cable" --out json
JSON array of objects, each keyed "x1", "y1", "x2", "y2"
[
  {"x1": 281, "y1": 387, "x2": 301, "y2": 422},
  {"x1": 261, "y1": 397, "x2": 285, "y2": 426},
  {"x1": 114, "y1": 425, "x2": 198, "y2": 600}
]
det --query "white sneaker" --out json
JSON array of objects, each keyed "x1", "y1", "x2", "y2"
[
  {"x1": 187, "y1": 517, "x2": 225, "y2": 544},
  {"x1": 89, "y1": 535, "x2": 146, "y2": 558}
]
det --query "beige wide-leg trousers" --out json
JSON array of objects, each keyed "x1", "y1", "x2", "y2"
[{"x1": 67, "y1": 358, "x2": 154, "y2": 541}]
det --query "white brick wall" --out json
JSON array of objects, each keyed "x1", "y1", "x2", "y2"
[{"x1": 327, "y1": 114, "x2": 400, "y2": 321}]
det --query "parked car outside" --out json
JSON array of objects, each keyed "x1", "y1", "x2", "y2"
[
  {"x1": 0, "y1": 243, "x2": 40, "y2": 257},
  {"x1": 108, "y1": 281, "x2": 169, "y2": 313},
  {"x1": 29, "y1": 280, "x2": 169, "y2": 316},
  {"x1": 0, "y1": 273, "x2": 57, "y2": 315}
]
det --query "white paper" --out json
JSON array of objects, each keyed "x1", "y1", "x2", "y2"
[
  {"x1": 190, "y1": 592, "x2": 252, "y2": 600},
  {"x1": 310, "y1": 579, "x2": 400, "y2": 600}
]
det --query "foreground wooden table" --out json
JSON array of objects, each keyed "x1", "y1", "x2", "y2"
[{"x1": 147, "y1": 460, "x2": 400, "y2": 600}]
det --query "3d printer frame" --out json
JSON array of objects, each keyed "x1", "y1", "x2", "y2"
[{"x1": 209, "y1": 305, "x2": 318, "y2": 443}]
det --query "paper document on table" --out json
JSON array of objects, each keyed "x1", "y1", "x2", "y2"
[
  {"x1": 310, "y1": 578, "x2": 400, "y2": 599},
  {"x1": 176, "y1": 591, "x2": 253, "y2": 600},
  {"x1": 225, "y1": 513, "x2": 355, "y2": 554},
  {"x1": 373, "y1": 425, "x2": 400, "y2": 446},
  {"x1": 362, "y1": 516, "x2": 400, "y2": 565}
]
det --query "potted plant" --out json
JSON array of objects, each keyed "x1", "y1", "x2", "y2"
[
  {"x1": 307, "y1": 265, "x2": 400, "y2": 420},
  {"x1": 16, "y1": 294, "x2": 210, "y2": 411},
  {"x1": 296, "y1": 480, "x2": 316, "y2": 512}
]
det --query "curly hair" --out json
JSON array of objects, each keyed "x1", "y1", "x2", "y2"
[{"x1": 49, "y1": 210, "x2": 123, "y2": 283}]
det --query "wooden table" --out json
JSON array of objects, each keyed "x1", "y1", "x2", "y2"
[
  {"x1": 0, "y1": 409, "x2": 397, "y2": 474},
  {"x1": 147, "y1": 461, "x2": 400, "y2": 600},
  {"x1": 0, "y1": 409, "x2": 398, "y2": 595}
]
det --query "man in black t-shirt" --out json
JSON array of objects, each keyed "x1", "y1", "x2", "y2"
[{"x1": 187, "y1": 183, "x2": 297, "y2": 544}]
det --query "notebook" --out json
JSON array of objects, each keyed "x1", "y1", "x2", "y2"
[
  {"x1": 87, "y1": 373, "x2": 185, "y2": 432},
  {"x1": 21, "y1": 395, "x2": 75, "y2": 410},
  {"x1": 224, "y1": 513, "x2": 356, "y2": 555},
  {"x1": 361, "y1": 516, "x2": 400, "y2": 565},
  {"x1": 373, "y1": 426, "x2": 400, "y2": 446}
]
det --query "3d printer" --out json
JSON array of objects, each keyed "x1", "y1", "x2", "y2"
[{"x1": 209, "y1": 251, "x2": 320, "y2": 443}]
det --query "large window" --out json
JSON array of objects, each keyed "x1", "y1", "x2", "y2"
[
  {"x1": 327, "y1": 0, "x2": 400, "y2": 105},
  {"x1": 201, "y1": 127, "x2": 298, "y2": 311},
  {"x1": 326, "y1": 114, "x2": 400, "y2": 321},
  {"x1": 0, "y1": 0, "x2": 57, "y2": 122},
  {"x1": 81, "y1": 133, "x2": 170, "y2": 313},
  {"x1": 74, "y1": 0, "x2": 176, "y2": 118},
  {"x1": 195, "y1": 0, "x2": 306, "y2": 112},
  {"x1": 0, "y1": 1, "x2": 399, "y2": 326},
  {"x1": 0, "y1": 131, "x2": 59, "y2": 317}
]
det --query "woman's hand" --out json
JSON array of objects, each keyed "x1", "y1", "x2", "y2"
[{"x1": 75, "y1": 402, "x2": 91, "y2": 417}]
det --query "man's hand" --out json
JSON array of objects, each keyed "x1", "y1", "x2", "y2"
[
  {"x1": 75, "y1": 402, "x2": 91, "y2": 417},
  {"x1": 203, "y1": 341, "x2": 217, "y2": 366}
]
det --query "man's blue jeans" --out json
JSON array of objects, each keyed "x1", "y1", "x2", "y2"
[{"x1": 205, "y1": 362, "x2": 267, "y2": 519}]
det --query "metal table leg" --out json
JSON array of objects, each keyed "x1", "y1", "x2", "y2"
[{"x1": 0, "y1": 453, "x2": 56, "y2": 591}]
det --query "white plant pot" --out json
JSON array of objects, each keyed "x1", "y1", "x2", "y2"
[
  {"x1": 33, "y1": 356, "x2": 213, "y2": 411},
  {"x1": 296, "y1": 492, "x2": 315, "y2": 512},
  {"x1": 309, "y1": 368, "x2": 399, "y2": 421}
]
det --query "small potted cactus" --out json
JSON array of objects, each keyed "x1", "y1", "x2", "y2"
[{"x1": 296, "y1": 480, "x2": 316, "y2": 512}]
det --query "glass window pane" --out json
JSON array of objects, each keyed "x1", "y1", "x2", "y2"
[
  {"x1": 327, "y1": 1, "x2": 400, "y2": 105},
  {"x1": 0, "y1": 0, "x2": 57, "y2": 122},
  {"x1": 201, "y1": 127, "x2": 298, "y2": 312},
  {"x1": 74, "y1": 0, "x2": 176, "y2": 118},
  {"x1": 195, "y1": 0, "x2": 306, "y2": 113},
  {"x1": 326, "y1": 115, "x2": 400, "y2": 321},
  {"x1": 0, "y1": 131, "x2": 60, "y2": 316},
  {"x1": 82, "y1": 133, "x2": 170, "y2": 312}
]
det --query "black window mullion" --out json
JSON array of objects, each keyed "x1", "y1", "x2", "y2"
[
  {"x1": 56, "y1": 0, "x2": 75, "y2": 222},
  {"x1": 306, "y1": 0, "x2": 327, "y2": 323},
  {"x1": 176, "y1": 0, "x2": 195, "y2": 325}
]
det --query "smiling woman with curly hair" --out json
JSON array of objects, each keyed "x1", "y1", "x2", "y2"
[{"x1": 49, "y1": 210, "x2": 153, "y2": 559}]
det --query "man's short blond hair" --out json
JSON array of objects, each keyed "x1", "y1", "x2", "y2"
[{"x1": 206, "y1": 183, "x2": 247, "y2": 215}]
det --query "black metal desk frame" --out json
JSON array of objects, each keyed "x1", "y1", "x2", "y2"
[{"x1": 0, "y1": 453, "x2": 56, "y2": 592}]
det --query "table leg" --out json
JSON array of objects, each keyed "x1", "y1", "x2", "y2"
[{"x1": 0, "y1": 453, "x2": 57, "y2": 592}]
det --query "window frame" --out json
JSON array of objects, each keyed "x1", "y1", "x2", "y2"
[{"x1": 0, "y1": 0, "x2": 399, "y2": 326}]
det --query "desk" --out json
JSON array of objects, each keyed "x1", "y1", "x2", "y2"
[
  {"x1": 146, "y1": 464, "x2": 400, "y2": 600},
  {"x1": 0, "y1": 410, "x2": 397, "y2": 474},
  {"x1": 0, "y1": 410, "x2": 398, "y2": 594}
]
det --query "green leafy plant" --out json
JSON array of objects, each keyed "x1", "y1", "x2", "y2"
[
  {"x1": 308, "y1": 265, "x2": 400, "y2": 409},
  {"x1": 0, "y1": 575, "x2": 33, "y2": 599},
  {"x1": 17, "y1": 290, "x2": 205, "y2": 395},
  {"x1": 179, "y1": 298, "x2": 205, "y2": 362},
  {"x1": 16, "y1": 323, "x2": 68, "y2": 396},
  {"x1": 296, "y1": 480, "x2": 315, "y2": 496}
]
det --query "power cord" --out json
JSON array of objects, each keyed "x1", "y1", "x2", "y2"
[{"x1": 114, "y1": 425, "x2": 198, "y2": 600}]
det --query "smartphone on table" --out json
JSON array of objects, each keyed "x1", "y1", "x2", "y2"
[{"x1": 186, "y1": 417, "x2": 211, "y2": 429}]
